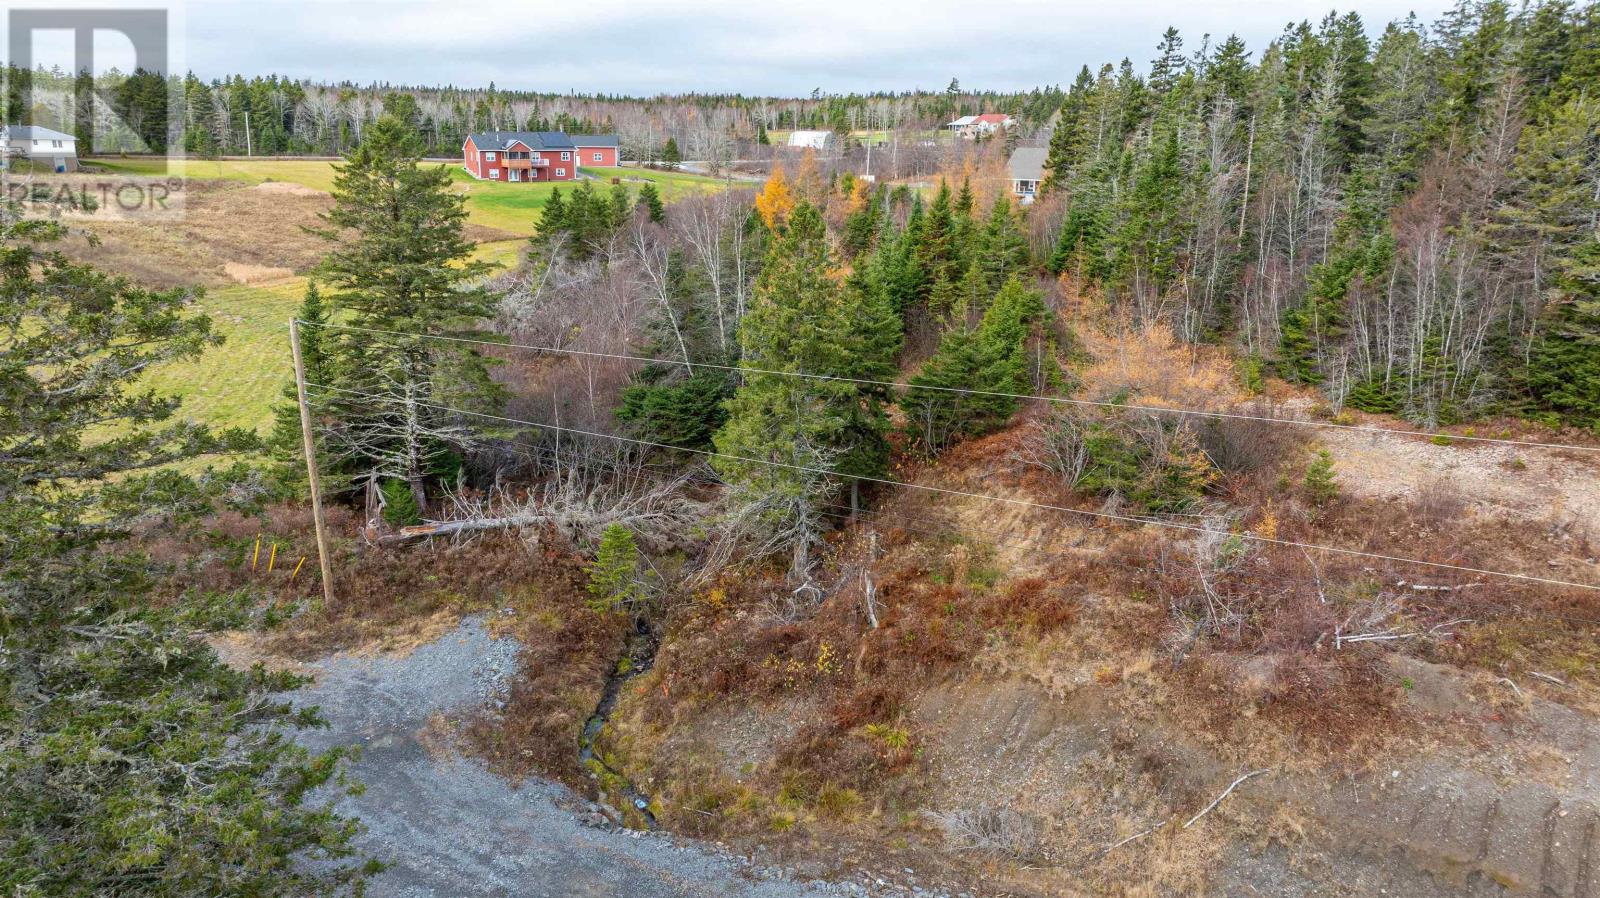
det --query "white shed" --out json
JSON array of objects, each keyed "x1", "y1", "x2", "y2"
[{"x1": 786, "y1": 130, "x2": 834, "y2": 151}]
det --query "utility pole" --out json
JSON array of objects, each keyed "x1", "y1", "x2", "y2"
[{"x1": 290, "y1": 318, "x2": 337, "y2": 609}]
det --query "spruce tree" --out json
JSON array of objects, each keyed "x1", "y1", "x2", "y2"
[
  {"x1": 587, "y1": 523, "x2": 644, "y2": 613},
  {"x1": 979, "y1": 194, "x2": 1031, "y2": 291},
  {"x1": 713, "y1": 202, "x2": 900, "y2": 570},
  {"x1": 903, "y1": 277, "x2": 1051, "y2": 454},
  {"x1": 310, "y1": 114, "x2": 500, "y2": 515},
  {"x1": 268, "y1": 281, "x2": 332, "y2": 487},
  {"x1": 1, "y1": 206, "x2": 368, "y2": 895},
  {"x1": 1526, "y1": 240, "x2": 1600, "y2": 430},
  {"x1": 608, "y1": 183, "x2": 632, "y2": 228},
  {"x1": 637, "y1": 181, "x2": 666, "y2": 223}
]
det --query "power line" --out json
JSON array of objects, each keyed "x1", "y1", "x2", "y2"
[
  {"x1": 812, "y1": 501, "x2": 1600, "y2": 627},
  {"x1": 299, "y1": 320, "x2": 1600, "y2": 456},
  {"x1": 298, "y1": 385, "x2": 1600, "y2": 622},
  {"x1": 300, "y1": 380, "x2": 1600, "y2": 594}
]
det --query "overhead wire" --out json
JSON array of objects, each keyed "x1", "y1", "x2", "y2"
[
  {"x1": 300, "y1": 380, "x2": 1600, "y2": 594},
  {"x1": 299, "y1": 320, "x2": 1600, "y2": 456}
]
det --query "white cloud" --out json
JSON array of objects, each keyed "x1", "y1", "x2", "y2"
[{"x1": 181, "y1": 0, "x2": 1454, "y2": 94}]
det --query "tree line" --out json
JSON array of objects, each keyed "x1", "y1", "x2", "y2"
[
  {"x1": 1037, "y1": 0, "x2": 1599, "y2": 426},
  {"x1": 3, "y1": 65, "x2": 1059, "y2": 162}
]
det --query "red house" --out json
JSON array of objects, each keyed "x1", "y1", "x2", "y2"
[{"x1": 462, "y1": 131, "x2": 621, "y2": 183}]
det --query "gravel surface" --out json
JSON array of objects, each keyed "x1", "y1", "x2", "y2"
[{"x1": 292, "y1": 617, "x2": 958, "y2": 898}]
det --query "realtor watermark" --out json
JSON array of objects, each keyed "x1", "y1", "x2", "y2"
[{"x1": 2, "y1": 1, "x2": 186, "y2": 219}]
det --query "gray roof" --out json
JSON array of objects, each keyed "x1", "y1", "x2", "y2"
[
  {"x1": 467, "y1": 130, "x2": 576, "y2": 151},
  {"x1": 1008, "y1": 147, "x2": 1047, "y2": 181},
  {"x1": 3, "y1": 124, "x2": 75, "y2": 141},
  {"x1": 569, "y1": 134, "x2": 619, "y2": 147}
]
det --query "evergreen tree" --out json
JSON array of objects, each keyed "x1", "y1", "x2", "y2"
[
  {"x1": 713, "y1": 203, "x2": 901, "y2": 570},
  {"x1": 979, "y1": 194, "x2": 1031, "y2": 291},
  {"x1": 0, "y1": 207, "x2": 368, "y2": 895},
  {"x1": 608, "y1": 183, "x2": 633, "y2": 228},
  {"x1": 268, "y1": 281, "x2": 332, "y2": 486},
  {"x1": 587, "y1": 523, "x2": 644, "y2": 613},
  {"x1": 1525, "y1": 239, "x2": 1600, "y2": 429},
  {"x1": 637, "y1": 181, "x2": 666, "y2": 223},
  {"x1": 903, "y1": 277, "x2": 1051, "y2": 454},
  {"x1": 310, "y1": 115, "x2": 499, "y2": 515},
  {"x1": 661, "y1": 136, "x2": 681, "y2": 168},
  {"x1": 914, "y1": 180, "x2": 957, "y2": 304}
]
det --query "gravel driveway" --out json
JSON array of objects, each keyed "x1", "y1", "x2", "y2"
[{"x1": 290, "y1": 617, "x2": 845, "y2": 898}]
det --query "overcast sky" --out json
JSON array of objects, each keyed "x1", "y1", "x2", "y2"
[{"x1": 51, "y1": 0, "x2": 1456, "y2": 96}]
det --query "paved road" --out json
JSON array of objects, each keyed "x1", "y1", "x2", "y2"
[{"x1": 290, "y1": 617, "x2": 843, "y2": 898}]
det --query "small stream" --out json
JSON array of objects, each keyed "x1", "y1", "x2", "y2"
[{"x1": 577, "y1": 615, "x2": 659, "y2": 828}]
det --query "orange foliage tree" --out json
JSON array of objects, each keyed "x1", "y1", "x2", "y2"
[{"x1": 755, "y1": 163, "x2": 796, "y2": 231}]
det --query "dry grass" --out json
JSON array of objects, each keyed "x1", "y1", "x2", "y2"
[
  {"x1": 58, "y1": 178, "x2": 517, "y2": 289},
  {"x1": 1076, "y1": 320, "x2": 1244, "y2": 410}
]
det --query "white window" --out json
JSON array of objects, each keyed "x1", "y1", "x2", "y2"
[
  {"x1": 490, "y1": 169, "x2": 500, "y2": 179},
  {"x1": 593, "y1": 152, "x2": 603, "y2": 162},
  {"x1": 52, "y1": 140, "x2": 62, "y2": 148},
  {"x1": 555, "y1": 168, "x2": 565, "y2": 177},
  {"x1": 560, "y1": 151, "x2": 570, "y2": 161},
  {"x1": 485, "y1": 152, "x2": 496, "y2": 161}
]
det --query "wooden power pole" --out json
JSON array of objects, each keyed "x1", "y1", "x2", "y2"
[{"x1": 289, "y1": 319, "x2": 337, "y2": 609}]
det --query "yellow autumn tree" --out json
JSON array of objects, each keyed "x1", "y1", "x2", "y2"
[{"x1": 755, "y1": 163, "x2": 796, "y2": 231}]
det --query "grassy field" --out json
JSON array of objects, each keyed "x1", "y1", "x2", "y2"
[
  {"x1": 91, "y1": 158, "x2": 732, "y2": 236},
  {"x1": 144, "y1": 279, "x2": 306, "y2": 435},
  {"x1": 74, "y1": 158, "x2": 736, "y2": 439},
  {"x1": 146, "y1": 235, "x2": 525, "y2": 436}
]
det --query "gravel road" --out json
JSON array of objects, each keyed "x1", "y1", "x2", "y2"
[{"x1": 291, "y1": 617, "x2": 861, "y2": 898}]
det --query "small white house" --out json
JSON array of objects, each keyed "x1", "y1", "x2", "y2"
[
  {"x1": 1, "y1": 125, "x2": 78, "y2": 172},
  {"x1": 786, "y1": 130, "x2": 834, "y2": 151},
  {"x1": 1008, "y1": 147, "x2": 1047, "y2": 203},
  {"x1": 946, "y1": 113, "x2": 1014, "y2": 138}
]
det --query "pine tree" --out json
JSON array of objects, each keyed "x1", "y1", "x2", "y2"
[
  {"x1": 637, "y1": 181, "x2": 666, "y2": 223},
  {"x1": 713, "y1": 202, "x2": 900, "y2": 570},
  {"x1": 979, "y1": 194, "x2": 1031, "y2": 291},
  {"x1": 661, "y1": 135, "x2": 681, "y2": 168},
  {"x1": 587, "y1": 523, "x2": 644, "y2": 613},
  {"x1": 310, "y1": 114, "x2": 500, "y2": 515}
]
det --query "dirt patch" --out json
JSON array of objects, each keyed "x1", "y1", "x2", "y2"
[
  {"x1": 223, "y1": 260, "x2": 296, "y2": 284},
  {"x1": 1318, "y1": 425, "x2": 1600, "y2": 534},
  {"x1": 248, "y1": 180, "x2": 327, "y2": 198}
]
